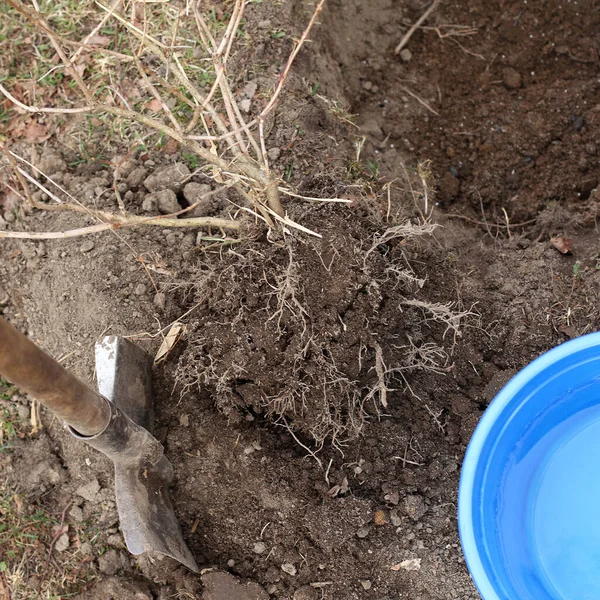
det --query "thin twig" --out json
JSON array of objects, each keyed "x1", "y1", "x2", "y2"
[
  {"x1": 394, "y1": 0, "x2": 441, "y2": 54},
  {"x1": 398, "y1": 85, "x2": 439, "y2": 116}
]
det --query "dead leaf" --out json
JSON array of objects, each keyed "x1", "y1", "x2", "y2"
[
  {"x1": 391, "y1": 558, "x2": 422, "y2": 572},
  {"x1": 86, "y1": 33, "x2": 111, "y2": 46},
  {"x1": 147, "y1": 97, "x2": 163, "y2": 112},
  {"x1": 23, "y1": 120, "x2": 49, "y2": 143},
  {"x1": 154, "y1": 322, "x2": 186, "y2": 364},
  {"x1": 550, "y1": 236, "x2": 573, "y2": 254}
]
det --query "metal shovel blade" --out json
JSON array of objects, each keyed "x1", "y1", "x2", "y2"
[{"x1": 91, "y1": 336, "x2": 198, "y2": 572}]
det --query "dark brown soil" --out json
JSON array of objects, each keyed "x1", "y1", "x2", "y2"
[{"x1": 2, "y1": 1, "x2": 600, "y2": 599}]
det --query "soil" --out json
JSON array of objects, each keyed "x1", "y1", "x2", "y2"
[{"x1": 1, "y1": 1, "x2": 600, "y2": 599}]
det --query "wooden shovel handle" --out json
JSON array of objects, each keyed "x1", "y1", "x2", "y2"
[{"x1": 0, "y1": 317, "x2": 110, "y2": 436}]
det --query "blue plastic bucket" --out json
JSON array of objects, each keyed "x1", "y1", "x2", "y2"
[{"x1": 458, "y1": 332, "x2": 600, "y2": 599}]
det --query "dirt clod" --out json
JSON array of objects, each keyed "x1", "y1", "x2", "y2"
[
  {"x1": 143, "y1": 163, "x2": 190, "y2": 193},
  {"x1": 293, "y1": 585, "x2": 318, "y2": 600},
  {"x1": 201, "y1": 572, "x2": 269, "y2": 600},
  {"x1": 152, "y1": 190, "x2": 180, "y2": 215},
  {"x1": 98, "y1": 549, "x2": 129, "y2": 576},
  {"x1": 76, "y1": 478, "x2": 100, "y2": 502}
]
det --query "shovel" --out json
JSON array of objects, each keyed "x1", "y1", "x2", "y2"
[{"x1": 0, "y1": 316, "x2": 198, "y2": 572}]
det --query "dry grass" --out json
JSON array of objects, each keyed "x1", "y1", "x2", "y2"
[
  {"x1": 0, "y1": 0, "x2": 338, "y2": 241},
  {"x1": 0, "y1": 489, "x2": 98, "y2": 600}
]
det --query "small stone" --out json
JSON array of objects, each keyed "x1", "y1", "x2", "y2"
[
  {"x1": 253, "y1": 541, "x2": 266, "y2": 554},
  {"x1": 16, "y1": 404, "x2": 29, "y2": 419},
  {"x1": 360, "y1": 580, "x2": 372, "y2": 590},
  {"x1": 133, "y1": 283, "x2": 147, "y2": 296},
  {"x1": 126, "y1": 166, "x2": 148, "y2": 188},
  {"x1": 79, "y1": 542, "x2": 93, "y2": 556},
  {"x1": 69, "y1": 505, "x2": 84, "y2": 522},
  {"x1": 179, "y1": 413, "x2": 189, "y2": 427},
  {"x1": 142, "y1": 196, "x2": 158, "y2": 213},
  {"x1": 244, "y1": 81, "x2": 258, "y2": 100},
  {"x1": 390, "y1": 510, "x2": 402, "y2": 527},
  {"x1": 281, "y1": 563, "x2": 297, "y2": 576},
  {"x1": 227, "y1": 559, "x2": 236, "y2": 568},
  {"x1": 117, "y1": 182, "x2": 128, "y2": 194},
  {"x1": 3, "y1": 211, "x2": 16, "y2": 223},
  {"x1": 76, "y1": 478, "x2": 100, "y2": 502},
  {"x1": 356, "y1": 525, "x2": 370, "y2": 539},
  {"x1": 362, "y1": 80, "x2": 373, "y2": 91},
  {"x1": 503, "y1": 67, "x2": 522, "y2": 90},
  {"x1": 55, "y1": 532, "x2": 70, "y2": 552},
  {"x1": 399, "y1": 48, "x2": 412, "y2": 62},
  {"x1": 154, "y1": 189, "x2": 180, "y2": 214},
  {"x1": 293, "y1": 585, "x2": 318, "y2": 600},
  {"x1": 239, "y1": 98, "x2": 252, "y2": 113},
  {"x1": 267, "y1": 147, "x2": 281, "y2": 161},
  {"x1": 80, "y1": 240, "x2": 95, "y2": 253},
  {"x1": 154, "y1": 292, "x2": 166, "y2": 310}
]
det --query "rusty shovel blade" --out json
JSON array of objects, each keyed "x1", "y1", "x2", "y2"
[{"x1": 83, "y1": 336, "x2": 198, "y2": 572}]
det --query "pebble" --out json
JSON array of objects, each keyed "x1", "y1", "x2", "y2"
[
  {"x1": 55, "y1": 532, "x2": 70, "y2": 552},
  {"x1": 79, "y1": 542, "x2": 93, "y2": 556},
  {"x1": 154, "y1": 292, "x2": 166, "y2": 310},
  {"x1": 69, "y1": 505, "x2": 84, "y2": 522},
  {"x1": 134, "y1": 284, "x2": 147, "y2": 296},
  {"x1": 3, "y1": 211, "x2": 15, "y2": 223},
  {"x1": 267, "y1": 147, "x2": 281, "y2": 161},
  {"x1": 281, "y1": 563, "x2": 297, "y2": 576},
  {"x1": 227, "y1": 559, "x2": 236, "y2": 568},
  {"x1": 356, "y1": 525, "x2": 370, "y2": 539},
  {"x1": 399, "y1": 48, "x2": 413, "y2": 62},
  {"x1": 362, "y1": 80, "x2": 373, "y2": 91},
  {"x1": 253, "y1": 541, "x2": 267, "y2": 554},
  {"x1": 360, "y1": 580, "x2": 372, "y2": 590},
  {"x1": 79, "y1": 240, "x2": 95, "y2": 253}
]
